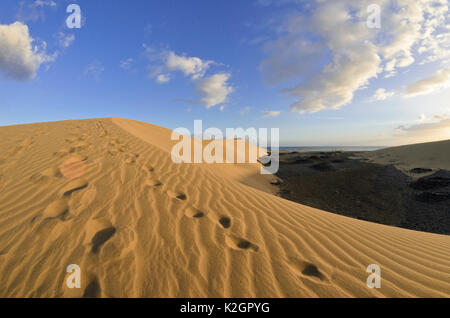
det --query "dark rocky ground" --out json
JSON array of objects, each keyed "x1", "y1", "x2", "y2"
[{"x1": 275, "y1": 151, "x2": 450, "y2": 235}]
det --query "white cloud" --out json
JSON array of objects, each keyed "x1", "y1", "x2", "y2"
[
  {"x1": 34, "y1": 0, "x2": 56, "y2": 7},
  {"x1": 260, "y1": 0, "x2": 450, "y2": 114},
  {"x1": 397, "y1": 118, "x2": 450, "y2": 133},
  {"x1": 404, "y1": 68, "x2": 450, "y2": 97},
  {"x1": 156, "y1": 73, "x2": 170, "y2": 83},
  {"x1": 195, "y1": 73, "x2": 233, "y2": 109},
  {"x1": 57, "y1": 32, "x2": 75, "y2": 48},
  {"x1": 166, "y1": 51, "x2": 212, "y2": 79},
  {"x1": 373, "y1": 88, "x2": 395, "y2": 100},
  {"x1": 261, "y1": 110, "x2": 281, "y2": 117},
  {"x1": 17, "y1": 0, "x2": 57, "y2": 23},
  {"x1": 417, "y1": 112, "x2": 448, "y2": 122},
  {"x1": 146, "y1": 48, "x2": 233, "y2": 108},
  {"x1": 0, "y1": 21, "x2": 55, "y2": 81}
]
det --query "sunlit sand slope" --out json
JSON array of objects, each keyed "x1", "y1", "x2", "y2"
[
  {"x1": 361, "y1": 139, "x2": 450, "y2": 173},
  {"x1": 0, "y1": 118, "x2": 449, "y2": 297}
]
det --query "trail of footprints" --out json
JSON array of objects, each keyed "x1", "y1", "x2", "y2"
[
  {"x1": 40, "y1": 178, "x2": 89, "y2": 221},
  {"x1": 142, "y1": 163, "x2": 259, "y2": 253},
  {"x1": 40, "y1": 122, "x2": 325, "y2": 294},
  {"x1": 141, "y1": 159, "x2": 328, "y2": 281},
  {"x1": 40, "y1": 125, "x2": 117, "y2": 257}
]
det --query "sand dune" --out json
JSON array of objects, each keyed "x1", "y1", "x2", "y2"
[
  {"x1": 0, "y1": 118, "x2": 449, "y2": 297},
  {"x1": 360, "y1": 139, "x2": 450, "y2": 175}
]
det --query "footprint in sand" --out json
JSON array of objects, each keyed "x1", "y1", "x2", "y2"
[
  {"x1": 83, "y1": 276, "x2": 101, "y2": 298},
  {"x1": 219, "y1": 216, "x2": 231, "y2": 229},
  {"x1": 206, "y1": 214, "x2": 232, "y2": 229},
  {"x1": 91, "y1": 227, "x2": 116, "y2": 254},
  {"x1": 287, "y1": 257, "x2": 329, "y2": 283},
  {"x1": 54, "y1": 146, "x2": 75, "y2": 157},
  {"x1": 60, "y1": 178, "x2": 89, "y2": 197},
  {"x1": 85, "y1": 219, "x2": 116, "y2": 254},
  {"x1": 225, "y1": 235, "x2": 259, "y2": 252},
  {"x1": 42, "y1": 199, "x2": 69, "y2": 221},
  {"x1": 167, "y1": 190, "x2": 187, "y2": 201},
  {"x1": 30, "y1": 166, "x2": 62, "y2": 184},
  {"x1": 144, "y1": 163, "x2": 155, "y2": 172},
  {"x1": 72, "y1": 141, "x2": 90, "y2": 152},
  {"x1": 41, "y1": 166, "x2": 63, "y2": 178},
  {"x1": 146, "y1": 178, "x2": 163, "y2": 188},
  {"x1": 118, "y1": 145, "x2": 127, "y2": 152},
  {"x1": 78, "y1": 134, "x2": 88, "y2": 141},
  {"x1": 125, "y1": 153, "x2": 139, "y2": 165},
  {"x1": 65, "y1": 137, "x2": 77, "y2": 144},
  {"x1": 185, "y1": 206, "x2": 205, "y2": 219}
]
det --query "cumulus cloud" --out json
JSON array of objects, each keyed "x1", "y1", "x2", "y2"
[
  {"x1": 261, "y1": 110, "x2": 281, "y2": 118},
  {"x1": 260, "y1": 0, "x2": 450, "y2": 113},
  {"x1": 166, "y1": 51, "x2": 212, "y2": 79},
  {"x1": 373, "y1": 88, "x2": 395, "y2": 100},
  {"x1": 195, "y1": 73, "x2": 233, "y2": 109},
  {"x1": 147, "y1": 48, "x2": 233, "y2": 109},
  {"x1": 0, "y1": 21, "x2": 55, "y2": 81},
  {"x1": 404, "y1": 69, "x2": 450, "y2": 97}
]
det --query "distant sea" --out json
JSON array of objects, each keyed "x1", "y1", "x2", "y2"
[{"x1": 271, "y1": 146, "x2": 385, "y2": 152}]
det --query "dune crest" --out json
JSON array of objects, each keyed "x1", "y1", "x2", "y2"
[{"x1": 0, "y1": 118, "x2": 449, "y2": 297}]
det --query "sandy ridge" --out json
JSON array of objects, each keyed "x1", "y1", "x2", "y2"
[{"x1": 0, "y1": 118, "x2": 448, "y2": 297}]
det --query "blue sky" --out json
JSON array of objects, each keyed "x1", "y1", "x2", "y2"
[{"x1": 1, "y1": 0, "x2": 449, "y2": 146}]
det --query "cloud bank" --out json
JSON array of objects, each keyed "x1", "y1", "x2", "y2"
[{"x1": 260, "y1": 0, "x2": 450, "y2": 113}]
